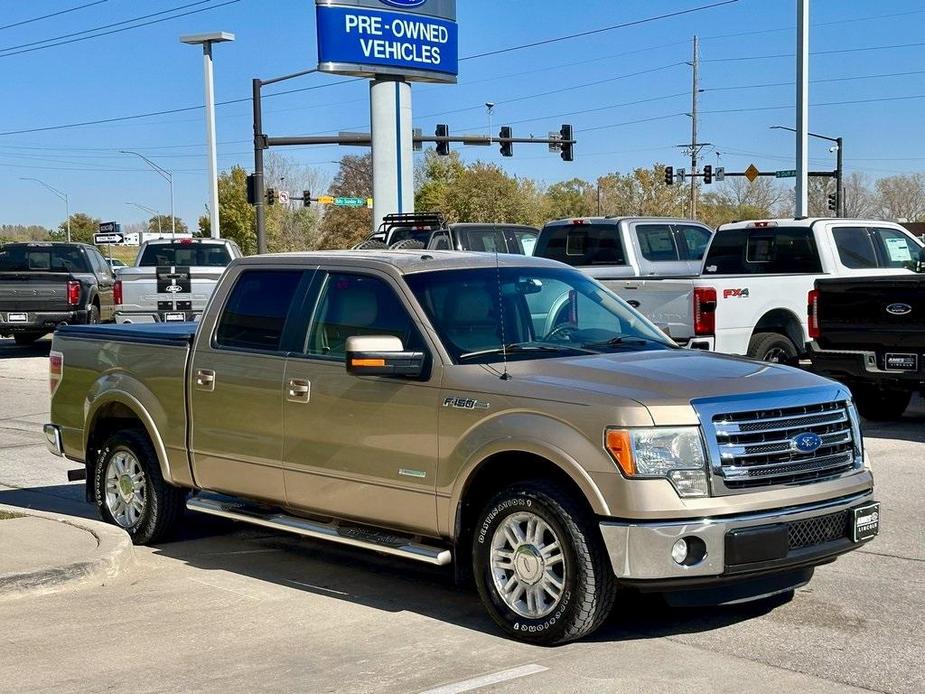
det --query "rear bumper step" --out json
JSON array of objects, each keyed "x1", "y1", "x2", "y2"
[{"x1": 186, "y1": 494, "x2": 452, "y2": 566}]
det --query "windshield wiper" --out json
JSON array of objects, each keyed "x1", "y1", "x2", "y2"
[
  {"x1": 585, "y1": 336, "x2": 670, "y2": 349},
  {"x1": 458, "y1": 343, "x2": 593, "y2": 360}
]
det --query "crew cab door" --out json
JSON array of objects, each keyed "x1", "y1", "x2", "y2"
[
  {"x1": 188, "y1": 267, "x2": 308, "y2": 503},
  {"x1": 281, "y1": 268, "x2": 440, "y2": 535}
]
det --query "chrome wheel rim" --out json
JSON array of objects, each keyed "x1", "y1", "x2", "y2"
[
  {"x1": 104, "y1": 450, "x2": 146, "y2": 528},
  {"x1": 763, "y1": 346, "x2": 790, "y2": 363},
  {"x1": 490, "y1": 511, "x2": 566, "y2": 619}
]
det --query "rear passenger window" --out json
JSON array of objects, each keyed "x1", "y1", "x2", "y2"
[
  {"x1": 704, "y1": 227, "x2": 821, "y2": 275},
  {"x1": 833, "y1": 227, "x2": 877, "y2": 269},
  {"x1": 215, "y1": 270, "x2": 303, "y2": 352},
  {"x1": 535, "y1": 224, "x2": 626, "y2": 266},
  {"x1": 674, "y1": 224, "x2": 712, "y2": 260},
  {"x1": 636, "y1": 225, "x2": 679, "y2": 262}
]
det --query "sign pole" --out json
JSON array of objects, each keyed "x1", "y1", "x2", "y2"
[
  {"x1": 370, "y1": 77, "x2": 414, "y2": 233},
  {"x1": 795, "y1": 0, "x2": 810, "y2": 217}
]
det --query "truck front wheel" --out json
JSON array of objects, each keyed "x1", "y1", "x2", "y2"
[
  {"x1": 94, "y1": 430, "x2": 185, "y2": 544},
  {"x1": 748, "y1": 332, "x2": 798, "y2": 363},
  {"x1": 472, "y1": 482, "x2": 616, "y2": 645}
]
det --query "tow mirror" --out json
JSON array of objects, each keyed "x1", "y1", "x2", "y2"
[{"x1": 345, "y1": 335, "x2": 425, "y2": 378}]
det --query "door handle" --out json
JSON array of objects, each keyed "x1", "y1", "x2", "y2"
[
  {"x1": 287, "y1": 378, "x2": 310, "y2": 403},
  {"x1": 195, "y1": 369, "x2": 215, "y2": 392}
]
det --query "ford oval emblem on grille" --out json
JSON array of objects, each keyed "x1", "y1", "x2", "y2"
[
  {"x1": 886, "y1": 303, "x2": 912, "y2": 316},
  {"x1": 791, "y1": 432, "x2": 823, "y2": 453}
]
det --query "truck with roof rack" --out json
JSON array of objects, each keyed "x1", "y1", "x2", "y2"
[
  {"x1": 356, "y1": 212, "x2": 538, "y2": 254},
  {"x1": 45, "y1": 249, "x2": 878, "y2": 645},
  {"x1": 537, "y1": 217, "x2": 923, "y2": 361}
]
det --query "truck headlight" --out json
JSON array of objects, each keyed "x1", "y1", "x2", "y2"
[{"x1": 605, "y1": 427, "x2": 710, "y2": 498}]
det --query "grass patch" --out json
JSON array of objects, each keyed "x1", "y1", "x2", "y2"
[{"x1": 0, "y1": 511, "x2": 23, "y2": 520}]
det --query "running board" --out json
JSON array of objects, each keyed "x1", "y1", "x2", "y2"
[{"x1": 186, "y1": 494, "x2": 452, "y2": 566}]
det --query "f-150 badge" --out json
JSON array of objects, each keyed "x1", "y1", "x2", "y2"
[{"x1": 444, "y1": 396, "x2": 490, "y2": 410}]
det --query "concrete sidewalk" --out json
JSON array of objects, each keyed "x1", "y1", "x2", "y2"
[{"x1": 0, "y1": 504, "x2": 134, "y2": 598}]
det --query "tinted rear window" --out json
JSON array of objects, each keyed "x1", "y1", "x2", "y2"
[
  {"x1": 534, "y1": 224, "x2": 626, "y2": 266},
  {"x1": 139, "y1": 243, "x2": 231, "y2": 267},
  {"x1": 0, "y1": 244, "x2": 89, "y2": 273},
  {"x1": 215, "y1": 270, "x2": 303, "y2": 352},
  {"x1": 703, "y1": 227, "x2": 821, "y2": 275}
]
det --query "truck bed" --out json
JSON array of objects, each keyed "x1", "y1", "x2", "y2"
[{"x1": 56, "y1": 322, "x2": 197, "y2": 346}]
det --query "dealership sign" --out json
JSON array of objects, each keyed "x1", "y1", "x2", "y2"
[{"x1": 316, "y1": 0, "x2": 458, "y2": 83}]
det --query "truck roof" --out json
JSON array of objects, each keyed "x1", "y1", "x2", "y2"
[
  {"x1": 244, "y1": 249, "x2": 564, "y2": 275},
  {"x1": 717, "y1": 217, "x2": 909, "y2": 231},
  {"x1": 142, "y1": 238, "x2": 231, "y2": 245},
  {"x1": 543, "y1": 216, "x2": 706, "y2": 227}
]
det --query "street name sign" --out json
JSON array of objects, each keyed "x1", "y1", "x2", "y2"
[
  {"x1": 316, "y1": 0, "x2": 458, "y2": 83},
  {"x1": 335, "y1": 197, "x2": 368, "y2": 207},
  {"x1": 775, "y1": 169, "x2": 797, "y2": 178}
]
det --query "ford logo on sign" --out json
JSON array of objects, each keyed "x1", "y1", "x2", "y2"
[
  {"x1": 791, "y1": 432, "x2": 823, "y2": 454},
  {"x1": 886, "y1": 303, "x2": 912, "y2": 316},
  {"x1": 379, "y1": 0, "x2": 427, "y2": 7}
]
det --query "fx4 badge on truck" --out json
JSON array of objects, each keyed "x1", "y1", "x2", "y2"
[{"x1": 723, "y1": 288, "x2": 750, "y2": 298}]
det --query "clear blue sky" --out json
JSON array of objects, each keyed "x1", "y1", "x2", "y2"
[{"x1": 1, "y1": 0, "x2": 923, "y2": 229}]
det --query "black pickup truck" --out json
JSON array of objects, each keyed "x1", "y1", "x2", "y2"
[
  {"x1": 806, "y1": 275, "x2": 925, "y2": 419},
  {"x1": 0, "y1": 242, "x2": 116, "y2": 345}
]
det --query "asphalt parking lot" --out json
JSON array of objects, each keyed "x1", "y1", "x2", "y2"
[{"x1": 0, "y1": 337, "x2": 922, "y2": 694}]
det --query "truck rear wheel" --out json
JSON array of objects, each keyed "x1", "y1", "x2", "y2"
[
  {"x1": 747, "y1": 332, "x2": 798, "y2": 364},
  {"x1": 853, "y1": 387, "x2": 911, "y2": 421},
  {"x1": 472, "y1": 481, "x2": 616, "y2": 645},
  {"x1": 94, "y1": 429, "x2": 185, "y2": 545}
]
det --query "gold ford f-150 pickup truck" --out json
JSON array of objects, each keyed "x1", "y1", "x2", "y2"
[{"x1": 44, "y1": 251, "x2": 879, "y2": 645}]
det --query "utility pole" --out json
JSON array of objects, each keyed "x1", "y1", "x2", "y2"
[
  {"x1": 795, "y1": 0, "x2": 810, "y2": 216},
  {"x1": 690, "y1": 35, "x2": 699, "y2": 219}
]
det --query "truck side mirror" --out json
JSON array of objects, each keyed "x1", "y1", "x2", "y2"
[{"x1": 345, "y1": 335, "x2": 424, "y2": 378}]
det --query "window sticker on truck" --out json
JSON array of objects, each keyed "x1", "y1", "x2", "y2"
[{"x1": 723, "y1": 288, "x2": 750, "y2": 298}]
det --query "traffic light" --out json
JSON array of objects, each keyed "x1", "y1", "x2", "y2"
[
  {"x1": 703, "y1": 165, "x2": 713, "y2": 185},
  {"x1": 664, "y1": 166, "x2": 674, "y2": 186},
  {"x1": 267, "y1": 188, "x2": 277, "y2": 206},
  {"x1": 559, "y1": 124, "x2": 574, "y2": 162},
  {"x1": 303, "y1": 190, "x2": 311, "y2": 207},
  {"x1": 499, "y1": 126, "x2": 513, "y2": 157},
  {"x1": 246, "y1": 174, "x2": 257, "y2": 205},
  {"x1": 827, "y1": 192, "x2": 837, "y2": 211},
  {"x1": 435, "y1": 123, "x2": 450, "y2": 156}
]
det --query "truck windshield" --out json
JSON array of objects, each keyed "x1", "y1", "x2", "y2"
[
  {"x1": 0, "y1": 244, "x2": 89, "y2": 273},
  {"x1": 703, "y1": 227, "x2": 822, "y2": 275},
  {"x1": 533, "y1": 224, "x2": 626, "y2": 266},
  {"x1": 138, "y1": 243, "x2": 231, "y2": 267},
  {"x1": 405, "y1": 266, "x2": 673, "y2": 363}
]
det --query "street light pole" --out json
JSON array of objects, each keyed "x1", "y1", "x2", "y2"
[
  {"x1": 20, "y1": 178, "x2": 70, "y2": 242},
  {"x1": 121, "y1": 151, "x2": 176, "y2": 239},
  {"x1": 795, "y1": 0, "x2": 810, "y2": 217},
  {"x1": 126, "y1": 202, "x2": 162, "y2": 235},
  {"x1": 180, "y1": 32, "x2": 235, "y2": 240}
]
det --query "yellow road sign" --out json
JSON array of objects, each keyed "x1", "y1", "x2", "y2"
[
  {"x1": 317, "y1": 195, "x2": 335, "y2": 205},
  {"x1": 744, "y1": 164, "x2": 760, "y2": 183}
]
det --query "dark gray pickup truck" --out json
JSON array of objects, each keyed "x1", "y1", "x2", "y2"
[{"x1": 0, "y1": 242, "x2": 115, "y2": 344}]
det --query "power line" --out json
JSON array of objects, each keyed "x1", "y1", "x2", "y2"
[
  {"x1": 0, "y1": 0, "x2": 240, "y2": 59},
  {"x1": 458, "y1": 0, "x2": 739, "y2": 60},
  {"x1": 699, "y1": 8, "x2": 925, "y2": 42},
  {"x1": 704, "y1": 41, "x2": 925, "y2": 63},
  {"x1": 0, "y1": 1, "x2": 110, "y2": 32},
  {"x1": 705, "y1": 70, "x2": 925, "y2": 93},
  {"x1": 700, "y1": 94, "x2": 925, "y2": 115}
]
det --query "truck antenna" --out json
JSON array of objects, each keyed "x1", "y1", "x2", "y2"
[{"x1": 495, "y1": 249, "x2": 511, "y2": 380}]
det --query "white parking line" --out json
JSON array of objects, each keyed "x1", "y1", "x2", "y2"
[{"x1": 419, "y1": 664, "x2": 549, "y2": 694}]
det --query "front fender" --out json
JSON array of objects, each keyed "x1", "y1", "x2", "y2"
[{"x1": 443, "y1": 412, "x2": 620, "y2": 537}]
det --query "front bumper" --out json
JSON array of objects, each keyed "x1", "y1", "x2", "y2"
[
  {"x1": 806, "y1": 341, "x2": 925, "y2": 385},
  {"x1": 1, "y1": 309, "x2": 87, "y2": 334},
  {"x1": 600, "y1": 491, "x2": 876, "y2": 583}
]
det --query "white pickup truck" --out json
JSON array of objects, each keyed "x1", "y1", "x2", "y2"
[
  {"x1": 114, "y1": 238, "x2": 241, "y2": 324},
  {"x1": 589, "y1": 218, "x2": 924, "y2": 361}
]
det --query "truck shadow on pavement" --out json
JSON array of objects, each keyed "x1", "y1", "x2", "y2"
[
  {"x1": 0, "y1": 338, "x2": 51, "y2": 359},
  {"x1": 0, "y1": 483, "x2": 94, "y2": 519},
  {"x1": 150, "y1": 515, "x2": 784, "y2": 643}
]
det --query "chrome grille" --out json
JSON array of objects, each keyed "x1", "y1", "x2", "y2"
[{"x1": 713, "y1": 401, "x2": 857, "y2": 489}]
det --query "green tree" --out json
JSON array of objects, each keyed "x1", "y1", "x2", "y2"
[
  {"x1": 146, "y1": 215, "x2": 189, "y2": 235},
  {"x1": 55, "y1": 212, "x2": 101, "y2": 243},
  {"x1": 543, "y1": 178, "x2": 594, "y2": 219},
  {"x1": 319, "y1": 154, "x2": 373, "y2": 249},
  {"x1": 210, "y1": 166, "x2": 256, "y2": 254}
]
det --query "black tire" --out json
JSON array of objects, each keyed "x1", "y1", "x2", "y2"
[
  {"x1": 472, "y1": 481, "x2": 616, "y2": 645},
  {"x1": 88, "y1": 303, "x2": 100, "y2": 325},
  {"x1": 853, "y1": 386, "x2": 911, "y2": 421},
  {"x1": 747, "y1": 332, "x2": 798, "y2": 363},
  {"x1": 390, "y1": 239, "x2": 426, "y2": 250},
  {"x1": 13, "y1": 332, "x2": 44, "y2": 345},
  {"x1": 94, "y1": 429, "x2": 186, "y2": 545},
  {"x1": 354, "y1": 239, "x2": 387, "y2": 250}
]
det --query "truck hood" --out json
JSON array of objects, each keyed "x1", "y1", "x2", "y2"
[{"x1": 507, "y1": 349, "x2": 840, "y2": 423}]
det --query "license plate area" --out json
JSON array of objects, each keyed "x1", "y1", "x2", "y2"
[
  {"x1": 852, "y1": 502, "x2": 880, "y2": 542},
  {"x1": 164, "y1": 312, "x2": 186, "y2": 322},
  {"x1": 7, "y1": 313, "x2": 27, "y2": 322},
  {"x1": 884, "y1": 353, "x2": 917, "y2": 371}
]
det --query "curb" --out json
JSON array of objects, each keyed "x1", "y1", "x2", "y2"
[{"x1": 0, "y1": 503, "x2": 135, "y2": 599}]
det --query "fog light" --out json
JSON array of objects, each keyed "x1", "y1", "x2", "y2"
[{"x1": 671, "y1": 538, "x2": 689, "y2": 564}]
